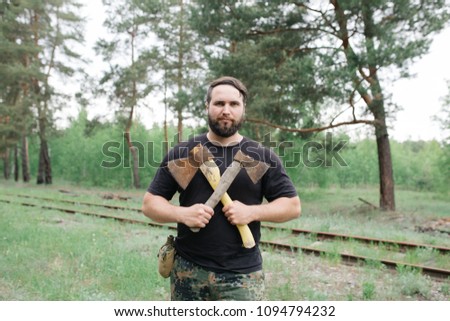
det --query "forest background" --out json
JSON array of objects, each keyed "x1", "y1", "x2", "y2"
[{"x1": 0, "y1": 0, "x2": 449, "y2": 211}]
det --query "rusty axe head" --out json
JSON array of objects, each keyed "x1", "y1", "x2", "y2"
[
  {"x1": 167, "y1": 144, "x2": 213, "y2": 189},
  {"x1": 167, "y1": 144, "x2": 269, "y2": 189},
  {"x1": 202, "y1": 149, "x2": 270, "y2": 212},
  {"x1": 233, "y1": 150, "x2": 270, "y2": 184}
]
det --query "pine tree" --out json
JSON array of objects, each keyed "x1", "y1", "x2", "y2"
[
  {"x1": 96, "y1": 0, "x2": 160, "y2": 188},
  {"x1": 192, "y1": 0, "x2": 450, "y2": 211},
  {"x1": 0, "y1": 0, "x2": 85, "y2": 184},
  {"x1": 154, "y1": 0, "x2": 205, "y2": 142}
]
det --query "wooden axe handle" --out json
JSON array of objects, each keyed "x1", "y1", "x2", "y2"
[{"x1": 197, "y1": 160, "x2": 256, "y2": 249}]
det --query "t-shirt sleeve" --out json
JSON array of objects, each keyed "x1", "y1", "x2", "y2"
[
  {"x1": 261, "y1": 148, "x2": 298, "y2": 202},
  {"x1": 147, "y1": 153, "x2": 180, "y2": 201}
]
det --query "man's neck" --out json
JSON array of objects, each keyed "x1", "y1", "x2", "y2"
[{"x1": 207, "y1": 131, "x2": 243, "y2": 147}]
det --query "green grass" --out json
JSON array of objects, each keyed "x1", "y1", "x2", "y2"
[
  {"x1": 0, "y1": 203, "x2": 170, "y2": 300},
  {"x1": 284, "y1": 185, "x2": 450, "y2": 247},
  {"x1": 362, "y1": 281, "x2": 376, "y2": 300},
  {"x1": 0, "y1": 180, "x2": 448, "y2": 300}
]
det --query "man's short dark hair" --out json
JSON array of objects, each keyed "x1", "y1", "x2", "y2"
[{"x1": 205, "y1": 76, "x2": 248, "y2": 106}]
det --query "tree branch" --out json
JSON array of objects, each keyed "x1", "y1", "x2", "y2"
[
  {"x1": 246, "y1": 117, "x2": 377, "y2": 133},
  {"x1": 247, "y1": 26, "x2": 338, "y2": 38},
  {"x1": 293, "y1": 2, "x2": 338, "y2": 35},
  {"x1": 329, "y1": 106, "x2": 352, "y2": 124}
]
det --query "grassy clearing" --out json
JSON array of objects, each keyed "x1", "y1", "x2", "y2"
[
  {"x1": 0, "y1": 180, "x2": 448, "y2": 300},
  {"x1": 0, "y1": 203, "x2": 171, "y2": 300},
  {"x1": 287, "y1": 185, "x2": 450, "y2": 247}
]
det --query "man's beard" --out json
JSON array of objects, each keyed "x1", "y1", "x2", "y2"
[{"x1": 208, "y1": 114, "x2": 244, "y2": 138}]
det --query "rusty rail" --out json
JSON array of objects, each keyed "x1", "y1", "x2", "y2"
[
  {"x1": 1, "y1": 196, "x2": 449, "y2": 280},
  {"x1": 6, "y1": 193, "x2": 450, "y2": 254}
]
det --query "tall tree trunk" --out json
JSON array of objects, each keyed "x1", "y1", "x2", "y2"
[
  {"x1": 14, "y1": 144, "x2": 19, "y2": 181},
  {"x1": 163, "y1": 61, "x2": 169, "y2": 154},
  {"x1": 370, "y1": 93, "x2": 396, "y2": 210},
  {"x1": 21, "y1": 135, "x2": 30, "y2": 182},
  {"x1": 36, "y1": 102, "x2": 52, "y2": 185},
  {"x1": 375, "y1": 126, "x2": 395, "y2": 210},
  {"x1": 177, "y1": 111, "x2": 183, "y2": 143},
  {"x1": 125, "y1": 27, "x2": 140, "y2": 189},
  {"x1": 3, "y1": 148, "x2": 10, "y2": 179},
  {"x1": 37, "y1": 110, "x2": 52, "y2": 185},
  {"x1": 131, "y1": 145, "x2": 140, "y2": 188},
  {"x1": 37, "y1": 138, "x2": 52, "y2": 184},
  {"x1": 361, "y1": 2, "x2": 395, "y2": 211},
  {"x1": 124, "y1": 132, "x2": 140, "y2": 189},
  {"x1": 30, "y1": 10, "x2": 51, "y2": 185},
  {"x1": 332, "y1": 0, "x2": 396, "y2": 211},
  {"x1": 19, "y1": 56, "x2": 31, "y2": 183},
  {"x1": 176, "y1": 0, "x2": 185, "y2": 143}
]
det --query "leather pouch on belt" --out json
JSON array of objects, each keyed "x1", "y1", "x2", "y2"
[{"x1": 157, "y1": 235, "x2": 176, "y2": 278}]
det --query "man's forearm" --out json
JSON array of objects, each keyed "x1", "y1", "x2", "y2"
[
  {"x1": 251, "y1": 196, "x2": 301, "y2": 223},
  {"x1": 142, "y1": 192, "x2": 182, "y2": 224}
]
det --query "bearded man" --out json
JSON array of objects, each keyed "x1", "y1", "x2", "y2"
[{"x1": 142, "y1": 76, "x2": 301, "y2": 301}]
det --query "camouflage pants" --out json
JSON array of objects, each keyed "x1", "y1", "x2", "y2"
[{"x1": 170, "y1": 254, "x2": 265, "y2": 301}]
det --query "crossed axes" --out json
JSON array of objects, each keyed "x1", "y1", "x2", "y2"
[{"x1": 167, "y1": 144, "x2": 269, "y2": 248}]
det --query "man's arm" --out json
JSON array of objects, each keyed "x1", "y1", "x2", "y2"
[
  {"x1": 142, "y1": 192, "x2": 214, "y2": 228},
  {"x1": 222, "y1": 196, "x2": 301, "y2": 225}
]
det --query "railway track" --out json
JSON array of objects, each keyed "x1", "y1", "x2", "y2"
[
  {"x1": 1, "y1": 194, "x2": 449, "y2": 280},
  {"x1": 6, "y1": 193, "x2": 450, "y2": 254}
]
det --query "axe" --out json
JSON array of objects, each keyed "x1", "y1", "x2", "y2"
[{"x1": 167, "y1": 144, "x2": 269, "y2": 248}]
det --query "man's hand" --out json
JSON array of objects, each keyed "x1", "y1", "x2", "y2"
[
  {"x1": 222, "y1": 200, "x2": 252, "y2": 225},
  {"x1": 222, "y1": 196, "x2": 301, "y2": 225},
  {"x1": 142, "y1": 193, "x2": 214, "y2": 228},
  {"x1": 180, "y1": 204, "x2": 214, "y2": 228}
]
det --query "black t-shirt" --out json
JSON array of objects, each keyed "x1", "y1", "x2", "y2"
[{"x1": 148, "y1": 134, "x2": 298, "y2": 273}]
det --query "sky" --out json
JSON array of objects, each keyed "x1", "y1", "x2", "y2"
[
  {"x1": 70, "y1": 0, "x2": 450, "y2": 142},
  {"x1": 389, "y1": 27, "x2": 450, "y2": 142}
]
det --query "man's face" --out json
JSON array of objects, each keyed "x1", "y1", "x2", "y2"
[{"x1": 207, "y1": 84, "x2": 245, "y2": 138}]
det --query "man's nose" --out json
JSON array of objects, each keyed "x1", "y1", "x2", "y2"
[{"x1": 222, "y1": 104, "x2": 231, "y2": 114}]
